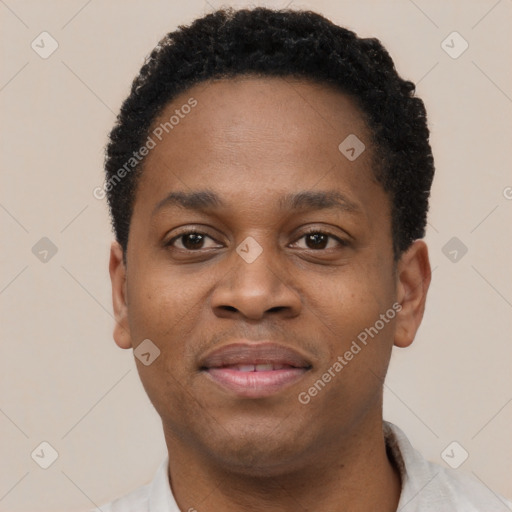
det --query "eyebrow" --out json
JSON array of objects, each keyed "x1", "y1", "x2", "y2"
[{"x1": 152, "y1": 189, "x2": 362, "y2": 216}]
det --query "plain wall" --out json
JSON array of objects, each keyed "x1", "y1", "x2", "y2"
[{"x1": 1, "y1": 0, "x2": 511, "y2": 510}]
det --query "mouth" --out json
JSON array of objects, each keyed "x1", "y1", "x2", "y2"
[{"x1": 199, "y1": 342, "x2": 312, "y2": 398}]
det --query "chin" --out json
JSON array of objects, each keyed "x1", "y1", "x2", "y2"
[{"x1": 200, "y1": 428, "x2": 313, "y2": 477}]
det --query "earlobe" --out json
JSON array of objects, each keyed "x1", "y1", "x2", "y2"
[
  {"x1": 394, "y1": 240, "x2": 431, "y2": 348},
  {"x1": 109, "y1": 241, "x2": 133, "y2": 349}
]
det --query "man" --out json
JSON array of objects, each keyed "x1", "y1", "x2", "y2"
[{"x1": 94, "y1": 6, "x2": 511, "y2": 511}]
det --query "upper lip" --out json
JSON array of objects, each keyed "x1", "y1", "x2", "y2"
[{"x1": 199, "y1": 342, "x2": 312, "y2": 369}]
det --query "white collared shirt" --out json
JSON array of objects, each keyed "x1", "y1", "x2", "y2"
[{"x1": 91, "y1": 421, "x2": 512, "y2": 511}]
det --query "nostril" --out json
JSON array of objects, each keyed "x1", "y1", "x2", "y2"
[{"x1": 268, "y1": 306, "x2": 286, "y2": 313}]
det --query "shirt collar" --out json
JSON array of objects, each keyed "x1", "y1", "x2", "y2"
[
  {"x1": 383, "y1": 420, "x2": 441, "y2": 510},
  {"x1": 148, "y1": 454, "x2": 178, "y2": 512}
]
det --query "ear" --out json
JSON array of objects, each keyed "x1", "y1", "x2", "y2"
[
  {"x1": 109, "y1": 241, "x2": 133, "y2": 349},
  {"x1": 394, "y1": 240, "x2": 431, "y2": 348}
]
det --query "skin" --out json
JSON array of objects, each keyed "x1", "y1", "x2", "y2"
[{"x1": 109, "y1": 76, "x2": 431, "y2": 512}]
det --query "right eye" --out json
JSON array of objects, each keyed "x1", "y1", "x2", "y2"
[{"x1": 165, "y1": 230, "x2": 222, "y2": 251}]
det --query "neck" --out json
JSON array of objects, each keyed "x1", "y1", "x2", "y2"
[{"x1": 164, "y1": 416, "x2": 402, "y2": 512}]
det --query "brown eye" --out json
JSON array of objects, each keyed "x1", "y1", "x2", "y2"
[
  {"x1": 293, "y1": 231, "x2": 347, "y2": 250},
  {"x1": 166, "y1": 231, "x2": 220, "y2": 251},
  {"x1": 305, "y1": 232, "x2": 329, "y2": 249}
]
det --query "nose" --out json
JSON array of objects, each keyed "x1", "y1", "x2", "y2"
[{"x1": 210, "y1": 239, "x2": 302, "y2": 321}]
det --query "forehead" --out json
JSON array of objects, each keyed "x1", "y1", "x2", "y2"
[
  {"x1": 154, "y1": 75, "x2": 369, "y2": 149},
  {"x1": 134, "y1": 76, "x2": 381, "y2": 217}
]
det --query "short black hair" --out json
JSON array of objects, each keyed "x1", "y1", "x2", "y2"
[{"x1": 104, "y1": 6, "x2": 434, "y2": 259}]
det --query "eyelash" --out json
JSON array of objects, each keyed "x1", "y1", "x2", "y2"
[{"x1": 165, "y1": 228, "x2": 348, "y2": 251}]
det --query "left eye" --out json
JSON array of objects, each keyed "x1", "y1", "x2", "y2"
[{"x1": 292, "y1": 232, "x2": 346, "y2": 250}]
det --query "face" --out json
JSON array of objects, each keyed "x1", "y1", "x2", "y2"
[{"x1": 110, "y1": 76, "x2": 430, "y2": 476}]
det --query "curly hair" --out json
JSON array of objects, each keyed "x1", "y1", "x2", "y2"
[{"x1": 104, "y1": 6, "x2": 434, "y2": 259}]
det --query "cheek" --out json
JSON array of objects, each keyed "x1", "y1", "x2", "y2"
[
  {"x1": 308, "y1": 262, "x2": 396, "y2": 403},
  {"x1": 127, "y1": 262, "x2": 197, "y2": 339},
  {"x1": 125, "y1": 283, "x2": 198, "y2": 399},
  {"x1": 301, "y1": 273, "x2": 395, "y2": 420},
  {"x1": 126, "y1": 269, "x2": 203, "y2": 426},
  {"x1": 319, "y1": 265, "x2": 395, "y2": 338}
]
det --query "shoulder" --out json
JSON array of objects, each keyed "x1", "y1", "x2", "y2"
[
  {"x1": 385, "y1": 421, "x2": 512, "y2": 512},
  {"x1": 87, "y1": 456, "x2": 173, "y2": 512},
  {"x1": 421, "y1": 458, "x2": 512, "y2": 511},
  {"x1": 88, "y1": 482, "x2": 151, "y2": 512}
]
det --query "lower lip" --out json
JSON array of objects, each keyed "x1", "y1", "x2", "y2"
[{"x1": 204, "y1": 368, "x2": 308, "y2": 398}]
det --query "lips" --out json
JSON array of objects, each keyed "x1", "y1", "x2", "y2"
[
  {"x1": 199, "y1": 342, "x2": 312, "y2": 398},
  {"x1": 220, "y1": 363, "x2": 293, "y2": 371},
  {"x1": 199, "y1": 342, "x2": 311, "y2": 369}
]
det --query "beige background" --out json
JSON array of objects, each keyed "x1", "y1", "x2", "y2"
[{"x1": 1, "y1": 0, "x2": 511, "y2": 510}]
